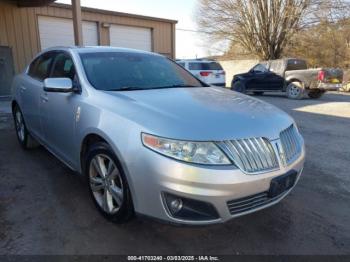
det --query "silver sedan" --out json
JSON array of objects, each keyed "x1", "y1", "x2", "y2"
[{"x1": 11, "y1": 47, "x2": 305, "y2": 225}]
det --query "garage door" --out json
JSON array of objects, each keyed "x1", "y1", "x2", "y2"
[
  {"x1": 109, "y1": 25, "x2": 152, "y2": 51},
  {"x1": 38, "y1": 16, "x2": 98, "y2": 50}
]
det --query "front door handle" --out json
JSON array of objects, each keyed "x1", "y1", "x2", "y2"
[
  {"x1": 40, "y1": 94, "x2": 48, "y2": 102},
  {"x1": 20, "y1": 86, "x2": 26, "y2": 93}
]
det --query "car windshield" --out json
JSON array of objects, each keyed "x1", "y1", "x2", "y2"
[
  {"x1": 252, "y1": 63, "x2": 269, "y2": 73},
  {"x1": 79, "y1": 52, "x2": 205, "y2": 91}
]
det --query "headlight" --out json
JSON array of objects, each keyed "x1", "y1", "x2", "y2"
[{"x1": 141, "y1": 133, "x2": 231, "y2": 165}]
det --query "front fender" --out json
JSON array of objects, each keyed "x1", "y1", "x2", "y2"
[
  {"x1": 231, "y1": 77, "x2": 248, "y2": 92},
  {"x1": 76, "y1": 107, "x2": 143, "y2": 204}
]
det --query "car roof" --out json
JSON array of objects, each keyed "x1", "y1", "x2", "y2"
[{"x1": 41, "y1": 46, "x2": 161, "y2": 56}]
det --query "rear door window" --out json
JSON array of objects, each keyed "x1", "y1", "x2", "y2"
[
  {"x1": 28, "y1": 52, "x2": 56, "y2": 81},
  {"x1": 189, "y1": 62, "x2": 223, "y2": 70}
]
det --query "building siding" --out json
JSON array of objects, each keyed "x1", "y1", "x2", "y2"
[{"x1": 0, "y1": 1, "x2": 176, "y2": 73}]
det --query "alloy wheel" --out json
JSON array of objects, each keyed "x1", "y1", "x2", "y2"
[
  {"x1": 15, "y1": 110, "x2": 25, "y2": 142},
  {"x1": 89, "y1": 154, "x2": 124, "y2": 214}
]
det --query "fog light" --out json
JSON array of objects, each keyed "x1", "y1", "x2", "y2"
[
  {"x1": 170, "y1": 198, "x2": 183, "y2": 214},
  {"x1": 163, "y1": 192, "x2": 219, "y2": 221}
]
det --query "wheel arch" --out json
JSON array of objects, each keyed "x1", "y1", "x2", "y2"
[
  {"x1": 79, "y1": 131, "x2": 137, "y2": 210},
  {"x1": 231, "y1": 78, "x2": 247, "y2": 92},
  {"x1": 286, "y1": 78, "x2": 303, "y2": 84},
  {"x1": 285, "y1": 78, "x2": 304, "y2": 91},
  {"x1": 231, "y1": 76, "x2": 245, "y2": 85},
  {"x1": 80, "y1": 133, "x2": 108, "y2": 173},
  {"x1": 79, "y1": 131, "x2": 125, "y2": 174},
  {"x1": 79, "y1": 130, "x2": 133, "y2": 184}
]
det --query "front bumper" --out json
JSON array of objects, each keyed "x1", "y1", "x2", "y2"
[{"x1": 129, "y1": 144, "x2": 305, "y2": 225}]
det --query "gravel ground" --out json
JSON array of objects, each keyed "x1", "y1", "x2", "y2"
[{"x1": 0, "y1": 91, "x2": 349, "y2": 255}]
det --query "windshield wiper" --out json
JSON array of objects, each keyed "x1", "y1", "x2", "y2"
[
  {"x1": 107, "y1": 84, "x2": 204, "y2": 92},
  {"x1": 147, "y1": 84, "x2": 203, "y2": 90},
  {"x1": 107, "y1": 86, "x2": 144, "y2": 91}
]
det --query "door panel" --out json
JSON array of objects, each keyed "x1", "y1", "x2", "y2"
[
  {"x1": 21, "y1": 52, "x2": 55, "y2": 139},
  {"x1": 20, "y1": 77, "x2": 43, "y2": 138},
  {"x1": 265, "y1": 72, "x2": 284, "y2": 90},
  {"x1": 248, "y1": 72, "x2": 267, "y2": 90},
  {"x1": 40, "y1": 52, "x2": 79, "y2": 168},
  {"x1": 41, "y1": 91, "x2": 79, "y2": 167},
  {"x1": 246, "y1": 64, "x2": 269, "y2": 90}
]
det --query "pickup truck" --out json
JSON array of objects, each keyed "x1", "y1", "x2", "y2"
[{"x1": 231, "y1": 58, "x2": 343, "y2": 99}]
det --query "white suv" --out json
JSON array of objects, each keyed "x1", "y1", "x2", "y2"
[{"x1": 177, "y1": 59, "x2": 226, "y2": 86}]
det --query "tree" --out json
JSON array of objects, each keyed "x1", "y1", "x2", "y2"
[
  {"x1": 196, "y1": 0, "x2": 350, "y2": 60},
  {"x1": 286, "y1": 19, "x2": 350, "y2": 68}
]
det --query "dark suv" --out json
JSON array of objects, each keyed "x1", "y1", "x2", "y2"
[{"x1": 231, "y1": 58, "x2": 343, "y2": 99}]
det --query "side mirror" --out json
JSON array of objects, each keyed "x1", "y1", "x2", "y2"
[{"x1": 43, "y1": 78, "x2": 73, "y2": 93}]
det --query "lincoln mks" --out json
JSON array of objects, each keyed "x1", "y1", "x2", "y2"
[{"x1": 12, "y1": 47, "x2": 305, "y2": 225}]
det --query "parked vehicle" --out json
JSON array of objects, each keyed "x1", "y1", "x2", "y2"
[
  {"x1": 12, "y1": 47, "x2": 305, "y2": 225},
  {"x1": 231, "y1": 58, "x2": 343, "y2": 99},
  {"x1": 176, "y1": 59, "x2": 226, "y2": 86}
]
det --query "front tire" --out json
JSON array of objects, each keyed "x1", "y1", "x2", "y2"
[
  {"x1": 287, "y1": 81, "x2": 304, "y2": 99},
  {"x1": 308, "y1": 89, "x2": 325, "y2": 99},
  {"x1": 231, "y1": 80, "x2": 246, "y2": 93},
  {"x1": 84, "y1": 142, "x2": 134, "y2": 223}
]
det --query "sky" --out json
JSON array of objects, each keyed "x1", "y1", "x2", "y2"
[{"x1": 56, "y1": 0, "x2": 223, "y2": 58}]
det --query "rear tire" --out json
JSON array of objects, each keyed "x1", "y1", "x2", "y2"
[
  {"x1": 287, "y1": 81, "x2": 304, "y2": 99},
  {"x1": 12, "y1": 105, "x2": 33, "y2": 149},
  {"x1": 84, "y1": 142, "x2": 134, "y2": 223},
  {"x1": 253, "y1": 91, "x2": 264, "y2": 96},
  {"x1": 308, "y1": 89, "x2": 325, "y2": 99}
]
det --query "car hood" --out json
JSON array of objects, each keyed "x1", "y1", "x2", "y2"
[
  {"x1": 234, "y1": 72, "x2": 250, "y2": 79},
  {"x1": 104, "y1": 87, "x2": 294, "y2": 141}
]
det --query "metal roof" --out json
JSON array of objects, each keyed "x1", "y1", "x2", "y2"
[{"x1": 51, "y1": 3, "x2": 178, "y2": 24}]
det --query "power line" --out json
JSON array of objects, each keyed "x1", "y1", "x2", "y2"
[{"x1": 176, "y1": 28, "x2": 212, "y2": 34}]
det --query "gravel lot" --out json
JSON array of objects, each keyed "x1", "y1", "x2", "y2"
[{"x1": 0, "y1": 92, "x2": 349, "y2": 255}]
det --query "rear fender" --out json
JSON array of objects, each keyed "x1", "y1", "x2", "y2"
[{"x1": 285, "y1": 77, "x2": 306, "y2": 90}]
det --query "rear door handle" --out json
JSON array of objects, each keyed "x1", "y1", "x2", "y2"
[
  {"x1": 20, "y1": 86, "x2": 26, "y2": 93},
  {"x1": 40, "y1": 94, "x2": 48, "y2": 102}
]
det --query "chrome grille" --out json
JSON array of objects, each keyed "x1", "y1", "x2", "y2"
[
  {"x1": 280, "y1": 125, "x2": 302, "y2": 164},
  {"x1": 227, "y1": 191, "x2": 286, "y2": 215},
  {"x1": 218, "y1": 138, "x2": 279, "y2": 174}
]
